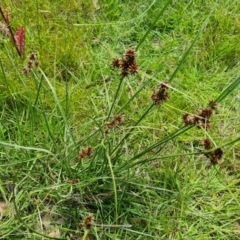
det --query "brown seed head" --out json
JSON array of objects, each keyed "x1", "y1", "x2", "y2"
[
  {"x1": 111, "y1": 58, "x2": 121, "y2": 68},
  {"x1": 125, "y1": 49, "x2": 136, "y2": 57},
  {"x1": 80, "y1": 146, "x2": 93, "y2": 158},
  {"x1": 129, "y1": 62, "x2": 138, "y2": 74},
  {"x1": 80, "y1": 215, "x2": 94, "y2": 230},
  {"x1": 111, "y1": 49, "x2": 138, "y2": 78},
  {"x1": 22, "y1": 66, "x2": 30, "y2": 74},
  {"x1": 199, "y1": 108, "x2": 213, "y2": 120},
  {"x1": 202, "y1": 138, "x2": 212, "y2": 150},
  {"x1": 29, "y1": 52, "x2": 37, "y2": 60},
  {"x1": 209, "y1": 148, "x2": 223, "y2": 165},
  {"x1": 151, "y1": 83, "x2": 170, "y2": 105}
]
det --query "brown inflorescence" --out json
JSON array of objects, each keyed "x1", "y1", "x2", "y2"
[
  {"x1": 80, "y1": 215, "x2": 94, "y2": 230},
  {"x1": 183, "y1": 108, "x2": 214, "y2": 130},
  {"x1": 111, "y1": 58, "x2": 120, "y2": 68},
  {"x1": 106, "y1": 114, "x2": 124, "y2": 128},
  {"x1": 104, "y1": 114, "x2": 124, "y2": 136},
  {"x1": 23, "y1": 52, "x2": 39, "y2": 74},
  {"x1": 202, "y1": 138, "x2": 212, "y2": 150},
  {"x1": 151, "y1": 82, "x2": 170, "y2": 105},
  {"x1": 80, "y1": 146, "x2": 93, "y2": 159},
  {"x1": 209, "y1": 148, "x2": 223, "y2": 165},
  {"x1": 111, "y1": 49, "x2": 138, "y2": 77},
  {"x1": 183, "y1": 100, "x2": 219, "y2": 129},
  {"x1": 202, "y1": 138, "x2": 223, "y2": 165}
]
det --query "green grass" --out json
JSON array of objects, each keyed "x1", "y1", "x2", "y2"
[{"x1": 0, "y1": 0, "x2": 240, "y2": 239}]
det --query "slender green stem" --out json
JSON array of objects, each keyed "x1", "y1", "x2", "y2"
[
  {"x1": 214, "y1": 76, "x2": 240, "y2": 104},
  {"x1": 117, "y1": 125, "x2": 192, "y2": 171},
  {"x1": 107, "y1": 77, "x2": 124, "y2": 120},
  {"x1": 104, "y1": 142, "x2": 118, "y2": 224}
]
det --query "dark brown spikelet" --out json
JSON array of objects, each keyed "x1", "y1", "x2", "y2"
[
  {"x1": 80, "y1": 215, "x2": 94, "y2": 230},
  {"x1": 183, "y1": 113, "x2": 191, "y2": 124},
  {"x1": 34, "y1": 60, "x2": 39, "y2": 67},
  {"x1": 112, "y1": 58, "x2": 121, "y2": 68},
  {"x1": 114, "y1": 114, "x2": 124, "y2": 124},
  {"x1": 183, "y1": 107, "x2": 214, "y2": 130},
  {"x1": 129, "y1": 62, "x2": 138, "y2": 74},
  {"x1": 121, "y1": 69, "x2": 129, "y2": 77},
  {"x1": 209, "y1": 148, "x2": 223, "y2": 165},
  {"x1": 202, "y1": 138, "x2": 212, "y2": 150},
  {"x1": 120, "y1": 58, "x2": 130, "y2": 72},
  {"x1": 199, "y1": 108, "x2": 213, "y2": 120},
  {"x1": 29, "y1": 52, "x2": 37, "y2": 61},
  {"x1": 196, "y1": 108, "x2": 213, "y2": 129},
  {"x1": 27, "y1": 60, "x2": 33, "y2": 68},
  {"x1": 202, "y1": 139, "x2": 223, "y2": 165},
  {"x1": 125, "y1": 49, "x2": 136, "y2": 65},
  {"x1": 106, "y1": 114, "x2": 124, "y2": 128},
  {"x1": 22, "y1": 66, "x2": 30, "y2": 74},
  {"x1": 125, "y1": 49, "x2": 135, "y2": 58},
  {"x1": 80, "y1": 146, "x2": 93, "y2": 159},
  {"x1": 151, "y1": 82, "x2": 170, "y2": 105},
  {"x1": 23, "y1": 52, "x2": 40, "y2": 74},
  {"x1": 104, "y1": 129, "x2": 109, "y2": 136},
  {"x1": 183, "y1": 113, "x2": 200, "y2": 126},
  {"x1": 111, "y1": 49, "x2": 138, "y2": 77}
]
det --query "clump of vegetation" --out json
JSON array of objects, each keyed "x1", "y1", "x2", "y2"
[{"x1": 0, "y1": 1, "x2": 240, "y2": 239}]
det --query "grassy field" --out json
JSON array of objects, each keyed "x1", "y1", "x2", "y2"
[{"x1": 0, "y1": 0, "x2": 240, "y2": 239}]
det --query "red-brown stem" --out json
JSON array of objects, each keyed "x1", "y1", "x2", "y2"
[{"x1": 0, "y1": 6, "x2": 22, "y2": 58}]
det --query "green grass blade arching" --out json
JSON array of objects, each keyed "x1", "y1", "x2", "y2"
[
  {"x1": 111, "y1": 104, "x2": 154, "y2": 156},
  {"x1": 117, "y1": 125, "x2": 192, "y2": 171},
  {"x1": 0, "y1": 140, "x2": 53, "y2": 155},
  {"x1": 213, "y1": 75, "x2": 240, "y2": 104},
  {"x1": 169, "y1": 7, "x2": 214, "y2": 83},
  {"x1": 136, "y1": 0, "x2": 172, "y2": 51}
]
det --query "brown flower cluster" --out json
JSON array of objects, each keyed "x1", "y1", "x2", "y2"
[
  {"x1": 202, "y1": 139, "x2": 223, "y2": 165},
  {"x1": 23, "y1": 52, "x2": 39, "y2": 74},
  {"x1": 151, "y1": 82, "x2": 170, "y2": 105},
  {"x1": 106, "y1": 114, "x2": 124, "y2": 128},
  {"x1": 111, "y1": 49, "x2": 138, "y2": 77},
  {"x1": 104, "y1": 114, "x2": 124, "y2": 136},
  {"x1": 80, "y1": 146, "x2": 93, "y2": 159},
  {"x1": 80, "y1": 215, "x2": 94, "y2": 230},
  {"x1": 182, "y1": 101, "x2": 218, "y2": 129}
]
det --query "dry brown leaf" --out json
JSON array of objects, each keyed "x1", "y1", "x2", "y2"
[
  {"x1": 0, "y1": 201, "x2": 15, "y2": 220},
  {"x1": 0, "y1": 201, "x2": 8, "y2": 220},
  {"x1": 92, "y1": 0, "x2": 100, "y2": 10},
  {"x1": 35, "y1": 211, "x2": 62, "y2": 237},
  {"x1": 48, "y1": 228, "x2": 61, "y2": 238},
  {"x1": 235, "y1": 223, "x2": 240, "y2": 236}
]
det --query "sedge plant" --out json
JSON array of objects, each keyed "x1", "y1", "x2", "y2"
[{"x1": 0, "y1": 1, "x2": 240, "y2": 239}]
